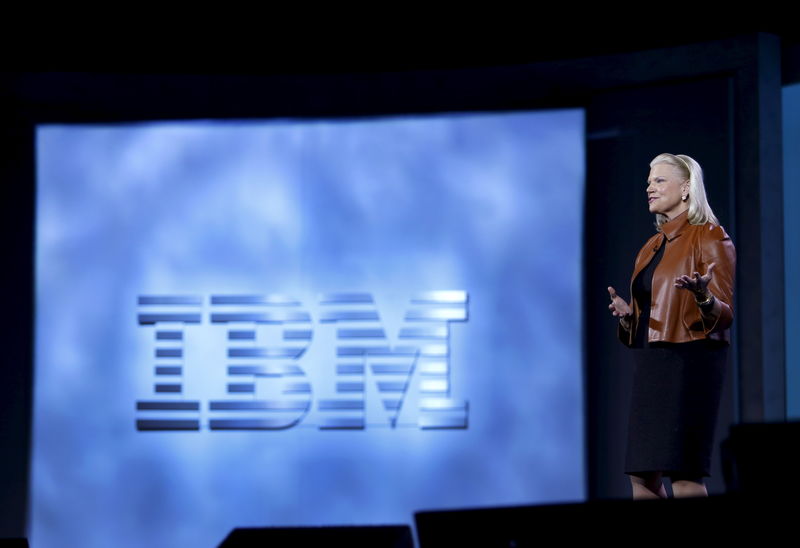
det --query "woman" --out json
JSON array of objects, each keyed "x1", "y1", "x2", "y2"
[{"x1": 607, "y1": 153, "x2": 736, "y2": 499}]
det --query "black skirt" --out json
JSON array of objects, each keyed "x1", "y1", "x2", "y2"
[{"x1": 624, "y1": 340, "x2": 728, "y2": 478}]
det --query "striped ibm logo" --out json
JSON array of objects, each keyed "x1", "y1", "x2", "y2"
[{"x1": 136, "y1": 291, "x2": 468, "y2": 431}]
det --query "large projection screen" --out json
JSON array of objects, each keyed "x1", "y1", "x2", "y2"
[{"x1": 32, "y1": 109, "x2": 585, "y2": 547}]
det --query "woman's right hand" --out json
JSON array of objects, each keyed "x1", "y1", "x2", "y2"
[{"x1": 607, "y1": 286, "x2": 632, "y2": 326}]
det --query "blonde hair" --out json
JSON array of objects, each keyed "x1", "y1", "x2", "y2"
[{"x1": 649, "y1": 153, "x2": 719, "y2": 229}]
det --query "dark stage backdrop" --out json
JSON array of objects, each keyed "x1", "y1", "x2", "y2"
[
  {"x1": 784, "y1": 81, "x2": 800, "y2": 420},
  {"x1": 0, "y1": 32, "x2": 792, "y2": 542}
]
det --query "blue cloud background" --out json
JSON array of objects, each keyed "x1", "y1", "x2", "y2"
[{"x1": 32, "y1": 110, "x2": 584, "y2": 548}]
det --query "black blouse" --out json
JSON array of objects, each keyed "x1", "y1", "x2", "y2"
[{"x1": 632, "y1": 233, "x2": 667, "y2": 348}]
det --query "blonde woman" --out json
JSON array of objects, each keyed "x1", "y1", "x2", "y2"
[{"x1": 607, "y1": 153, "x2": 736, "y2": 499}]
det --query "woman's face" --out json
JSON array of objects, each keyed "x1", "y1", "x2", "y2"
[{"x1": 647, "y1": 163, "x2": 689, "y2": 219}]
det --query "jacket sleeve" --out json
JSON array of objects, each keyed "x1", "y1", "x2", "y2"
[{"x1": 697, "y1": 226, "x2": 736, "y2": 335}]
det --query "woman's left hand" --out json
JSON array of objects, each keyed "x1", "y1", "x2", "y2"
[{"x1": 674, "y1": 262, "x2": 715, "y2": 298}]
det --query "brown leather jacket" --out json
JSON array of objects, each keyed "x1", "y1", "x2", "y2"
[{"x1": 618, "y1": 209, "x2": 736, "y2": 347}]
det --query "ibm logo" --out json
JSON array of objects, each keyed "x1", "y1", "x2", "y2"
[{"x1": 136, "y1": 291, "x2": 469, "y2": 431}]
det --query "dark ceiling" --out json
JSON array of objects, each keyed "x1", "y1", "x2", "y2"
[
  {"x1": 8, "y1": 29, "x2": 799, "y2": 75},
  {"x1": 279, "y1": 29, "x2": 800, "y2": 74}
]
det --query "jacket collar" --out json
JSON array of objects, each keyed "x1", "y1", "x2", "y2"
[{"x1": 659, "y1": 208, "x2": 690, "y2": 242}]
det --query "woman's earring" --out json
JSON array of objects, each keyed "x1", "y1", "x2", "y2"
[{"x1": 682, "y1": 194, "x2": 688, "y2": 201}]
